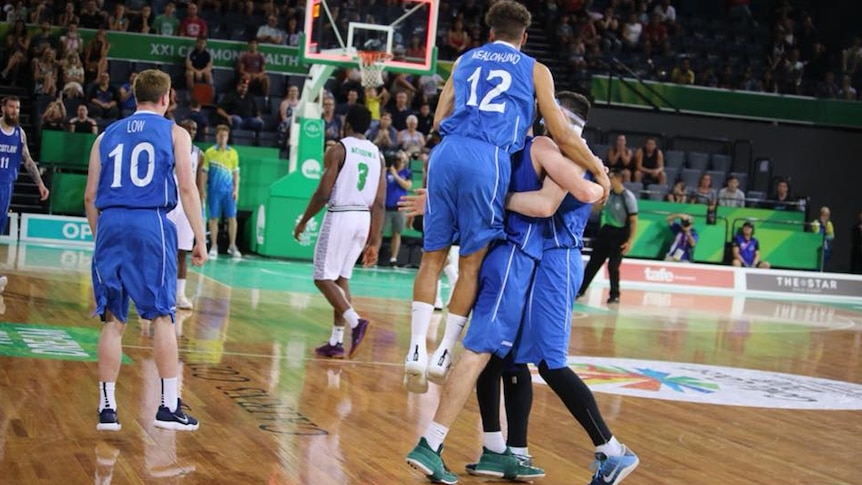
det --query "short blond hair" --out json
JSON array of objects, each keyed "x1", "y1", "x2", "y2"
[
  {"x1": 215, "y1": 124, "x2": 230, "y2": 135},
  {"x1": 134, "y1": 69, "x2": 171, "y2": 104}
]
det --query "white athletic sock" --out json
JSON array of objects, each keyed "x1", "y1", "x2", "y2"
[
  {"x1": 343, "y1": 308, "x2": 360, "y2": 329},
  {"x1": 596, "y1": 436, "x2": 623, "y2": 457},
  {"x1": 484, "y1": 431, "x2": 507, "y2": 454},
  {"x1": 98, "y1": 382, "x2": 117, "y2": 411},
  {"x1": 329, "y1": 326, "x2": 345, "y2": 346},
  {"x1": 177, "y1": 278, "x2": 187, "y2": 297},
  {"x1": 424, "y1": 421, "x2": 449, "y2": 452},
  {"x1": 444, "y1": 263, "x2": 458, "y2": 286},
  {"x1": 439, "y1": 313, "x2": 468, "y2": 351},
  {"x1": 161, "y1": 377, "x2": 179, "y2": 412},
  {"x1": 411, "y1": 301, "x2": 435, "y2": 352},
  {"x1": 509, "y1": 446, "x2": 529, "y2": 456}
]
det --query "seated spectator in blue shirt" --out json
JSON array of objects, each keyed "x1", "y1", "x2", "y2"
[
  {"x1": 665, "y1": 213, "x2": 698, "y2": 262},
  {"x1": 118, "y1": 71, "x2": 137, "y2": 118},
  {"x1": 732, "y1": 221, "x2": 770, "y2": 268}
]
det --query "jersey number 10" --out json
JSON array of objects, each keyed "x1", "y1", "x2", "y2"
[
  {"x1": 466, "y1": 67, "x2": 512, "y2": 113},
  {"x1": 108, "y1": 142, "x2": 155, "y2": 188}
]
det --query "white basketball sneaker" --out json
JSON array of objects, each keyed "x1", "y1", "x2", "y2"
[
  {"x1": 426, "y1": 345, "x2": 454, "y2": 385},
  {"x1": 403, "y1": 344, "x2": 428, "y2": 394},
  {"x1": 176, "y1": 294, "x2": 194, "y2": 310}
]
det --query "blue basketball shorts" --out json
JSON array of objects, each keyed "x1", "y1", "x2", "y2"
[
  {"x1": 462, "y1": 241, "x2": 538, "y2": 359},
  {"x1": 91, "y1": 208, "x2": 177, "y2": 323},
  {"x1": 424, "y1": 136, "x2": 511, "y2": 256},
  {"x1": 207, "y1": 189, "x2": 237, "y2": 220},
  {"x1": 515, "y1": 247, "x2": 583, "y2": 370}
]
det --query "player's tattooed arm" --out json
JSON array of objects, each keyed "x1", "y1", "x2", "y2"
[{"x1": 20, "y1": 130, "x2": 50, "y2": 200}]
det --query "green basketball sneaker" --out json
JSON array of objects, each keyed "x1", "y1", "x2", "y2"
[
  {"x1": 406, "y1": 438, "x2": 459, "y2": 484},
  {"x1": 469, "y1": 447, "x2": 545, "y2": 481}
]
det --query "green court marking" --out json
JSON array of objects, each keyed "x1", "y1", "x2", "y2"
[{"x1": 0, "y1": 322, "x2": 132, "y2": 363}]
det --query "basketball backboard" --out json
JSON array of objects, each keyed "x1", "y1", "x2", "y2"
[{"x1": 301, "y1": 0, "x2": 439, "y2": 75}]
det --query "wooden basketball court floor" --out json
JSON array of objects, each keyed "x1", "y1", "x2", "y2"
[{"x1": 1, "y1": 243, "x2": 861, "y2": 485}]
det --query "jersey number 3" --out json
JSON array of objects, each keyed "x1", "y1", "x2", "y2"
[
  {"x1": 466, "y1": 67, "x2": 512, "y2": 113},
  {"x1": 108, "y1": 142, "x2": 155, "y2": 188},
  {"x1": 356, "y1": 162, "x2": 369, "y2": 191}
]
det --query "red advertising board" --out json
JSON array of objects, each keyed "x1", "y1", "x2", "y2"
[{"x1": 614, "y1": 261, "x2": 736, "y2": 289}]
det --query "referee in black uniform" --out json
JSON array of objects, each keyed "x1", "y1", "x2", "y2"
[{"x1": 578, "y1": 169, "x2": 639, "y2": 304}]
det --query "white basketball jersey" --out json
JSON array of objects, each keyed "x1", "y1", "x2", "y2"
[{"x1": 329, "y1": 137, "x2": 382, "y2": 209}]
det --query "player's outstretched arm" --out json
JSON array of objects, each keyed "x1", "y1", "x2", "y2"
[
  {"x1": 533, "y1": 62, "x2": 610, "y2": 199},
  {"x1": 294, "y1": 142, "x2": 342, "y2": 241},
  {"x1": 532, "y1": 136, "x2": 604, "y2": 204},
  {"x1": 84, "y1": 134, "x2": 104, "y2": 236},
  {"x1": 363, "y1": 156, "x2": 387, "y2": 267},
  {"x1": 506, "y1": 175, "x2": 567, "y2": 218},
  {"x1": 173, "y1": 124, "x2": 207, "y2": 266},
  {"x1": 20, "y1": 130, "x2": 50, "y2": 201}
]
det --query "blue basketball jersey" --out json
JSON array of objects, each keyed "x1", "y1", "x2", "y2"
[
  {"x1": 545, "y1": 172, "x2": 595, "y2": 250},
  {"x1": 96, "y1": 111, "x2": 177, "y2": 211},
  {"x1": 0, "y1": 125, "x2": 23, "y2": 185},
  {"x1": 506, "y1": 137, "x2": 544, "y2": 259},
  {"x1": 440, "y1": 41, "x2": 535, "y2": 153}
]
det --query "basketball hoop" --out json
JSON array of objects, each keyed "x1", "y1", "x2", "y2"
[{"x1": 357, "y1": 50, "x2": 392, "y2": 88}]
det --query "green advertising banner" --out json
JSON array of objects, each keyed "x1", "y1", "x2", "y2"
[
  {"x1": 20, "y1": 214, "x2": 94, "y2": 245},
  {"x1": 0, "y1": 322, "x2": 131, "y2": 363},
  {"x1": 592, "y1": 76, "x2": 862, "y2": 129}
]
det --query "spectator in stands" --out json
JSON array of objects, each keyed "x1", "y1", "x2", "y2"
[
  {"x1": 33, "y1": 48, "x2": 59, "y2": 98},
  {"x1": 217, "y1": 79, "x2": 264, "y2": 132},
  {"x1": 31, "y1": 20, "x2": 58, "y2": 59},
  {"x1": 732, "y1": 221, "x2": 769, "y2": 268},
  {"x1": 1, "y1": 19, "x2": 29, "y2": 83},
  {"x1": 129, "y1": 5, "x2": 153, "y2": 33},
  {"x1": 665, "y1": 180, "x2": 688, "y2": 203},
  {"x1": 718, "y1": 174, "x2": 745, "y2": 207},
  {"x1": 41, "y1": 98, "x2": 67, "y2": 131},
  {"x1": 768, "y1": 179, "x2": 796, "y2": 210},
  {"x1": 68, "y1": 104, "x2": 98, "y2": 134},
  {"x1": 839, "y1": 74, "x2": 857, "y2": 101},
  {"x1": 60, "y1": 21, "x2": 83, "y2": 58},
  {"x1": 61, "y1": 52, "x2": 85, "y2": 98},
  {"x1": 690, "y1": 173, "x2": 716, "y2": 206},
  {"x1": 108, "y1": 4, "x2": 129, "y2": 32},
  {"x1": 321, "y1": 95, "x2": 341, "y2": 143},
  {"x1": 851, "y1": 210, "x2": 862, "y2": 274},
  {"x1": 398, "y1": 115, "x2": 425, "y2": 158},
  {"x1": 811, "y1": 206, "x2": 835, "y2": 267},
  {"x1": 665, "y1": 214, "x2": 698, "y2": 262},
  {"x1": 184, "y1": 99, "x2": 208, "y2": 141},
  {"x1": 336, "y1": 88, "x2": 360, "y2": 121},
  {"x1": 407, "y1": 35, "x2": 427, "y2": 59},
  {"x1": 727, "y1": 0, "x2": 752, "y2": 24},
  {"x1": 739, "y1": 66, "x2": 762, "y2": 91},
  {"x1": 384, "y1": 150, "x2": 412, "y2": 267},
  {"x1": 643, "y1": 13, "x2": 667, "y2": 46},
  {"x1": 83, "y1": 29, "x2": 110, "y2": 84},
  {"x1": 28, "y1": 0, "x2": 53, "y2": 24},
  {"x1": 815, "y1": 71, "x2": 839, "y2": 99},
  {"x1": 416, "y1": 102, "x2": 433, "y2": 135},
  {"x1": 87, "y1": 71, "x2": 119, "y2": 120},
  {"x1": 4, "y1": 1, "x2": 28, "y2": 24},
  {"x1": 257, "y1": 14, "x2": 284, "y2": 45},
  {"x1": 717, "y1": 64, "x2": 736, "y2": 90},
  {"x1": 606, "y1": 134, "x2": 633, "y2": 182},
  {"x1": 57, "y1": 1, "x2": 79, "y2": 28},
  {"x1": 388, "y1": 91, "x2": 414, "y2": 132},
  {"x1": 699, "y1": 66, "x2": 719, "y2": 88},
  {"x1": 368, "y1": 111, "x2": 398, "y2": 157},
  {"x1": 621, "y1": 13, "x2": 643, "y2": 51},
  {"x1": 671, "y1": 58, "x2": 695, "y2": 85},
  {"x1": 284, "y1": 16, "x2": 301, "y2": 47},
  {"x1": 277, "y1": 84, "x2": 300, "y2": 129},
  {"x1": 653, "y1": 0, "x2": 677, "y2": 34},
  {"x1": 418, "y1": 71, "x2": 443, "y2": 105},
  {"x1": 761, "y1": 69, "x2": 778, "y2": 94},
  {"x1": 634, "y1": 137, "x2": 666, "y2": 186},
  {"x1": 364, "y1": 86, "x2": 388, "y2": 128},
  {"x1": 179, "y1": 2, "x2": 208, "y2": 38},
  {"x1": 153, "y1": 2, "x2": 180, "y2": 36},
  {"x1": 166, "y1": 87, "x2": 178, "y2": 120},
  {"x1": 238, "y1": 40, "x2": 270, "y2": 97},
  {"x1": 555, "y1": 14, "x2": 574, "y2": 48},
  {"x1": 841, "y1": 36, "x2": 862, "y2": 75},
  {"x1": 185, "y1": 35, "x2": 213, "y2": 88},
  {"x1": 79, "y1": 0, "x2": 106, "y2": 29},
  {"x1": 597, "y1": 6, "x2": 622, "y2": 52},
  {"x1": 445, "y1": 19, "x2": 470, "y2": 58},
  {"x1": 118, "y1": 71, "x2": 138, "y2": 118}
]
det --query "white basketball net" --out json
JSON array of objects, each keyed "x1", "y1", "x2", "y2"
[{"x1": 358, "y1": 51, "x2": 392, "y2": 88}]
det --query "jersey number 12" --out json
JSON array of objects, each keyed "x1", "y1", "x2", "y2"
[
  {"x1": 466, "y1": 67, "x2": 512, "y2": 113},
  {"x1": 108, "y1": 142, "x2": 155, "y2": 188}
]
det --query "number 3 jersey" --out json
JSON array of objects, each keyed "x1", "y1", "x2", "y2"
[
  {"x1": 329, "y1": 137, "x2": 381, "y2": 210},
  {"x1": 96, "y1": 111, "x2": 177, "y2": 211},
  {"x1": 440, "y1": 41, "x2": 535, "y2": 154}
]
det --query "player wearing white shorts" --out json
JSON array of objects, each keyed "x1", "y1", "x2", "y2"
[
  {"x1": 167, "y1": 119, "x2": 204, "y2": 310},
  {"x1": 294, "y1": 105, "x2": 385, "y2": 359}
]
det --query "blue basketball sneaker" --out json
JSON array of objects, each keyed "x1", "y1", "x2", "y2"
[
  {"x1": 154, "y1": 398, "x2": 199, "y2": 431},
  {"x1": 97, "y1": 408, "x2": 121, "y2": 431},
  {"x1": 589, "y1": 445, "x2": 639, "y2": 485}
]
